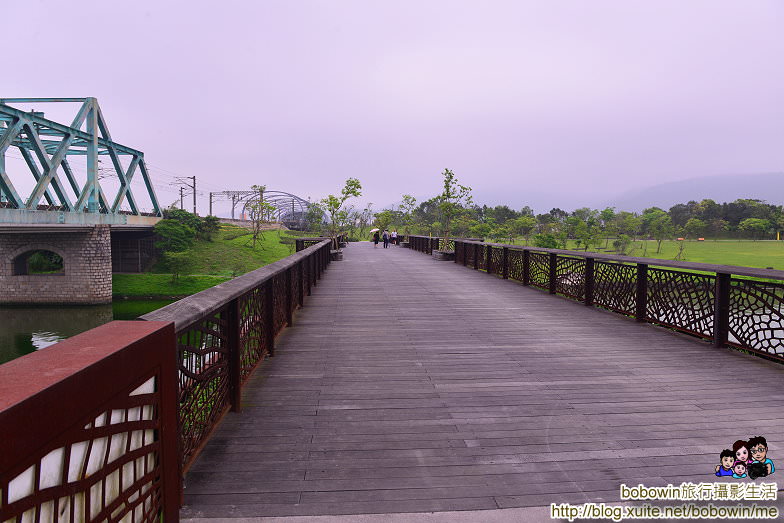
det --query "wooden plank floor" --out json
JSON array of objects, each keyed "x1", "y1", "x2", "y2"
[{"x1": 181, "y1": 241, "x2": 784, "y2": 518}]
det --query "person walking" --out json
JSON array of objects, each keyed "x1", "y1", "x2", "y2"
[
  {"x1": 373, "y1": 230, "x2": 380, "y2": 248},
  {"x1": 382, "y1": 229, "x2": 390, "y2": 248},
  {"x1": 391, "y1": 230, "x2": 398, "y2": 245}
]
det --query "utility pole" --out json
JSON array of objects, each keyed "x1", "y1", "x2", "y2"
[
  {"x1": 176, "y1": 176, "x2": 197, "y2": 215},
  {"x1": 209, "y1": 192, "x2": 214, "y2": 216},
  {"x1": 179, "y1": 187, "x2": 184, "y2": 210},
  {"x1": 192, "y1": 175, "x2": 197, "y2": 215}
]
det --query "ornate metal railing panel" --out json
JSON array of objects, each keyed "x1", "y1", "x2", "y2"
[
  {"x1": 728, "y1": 279, "x2": 784, "y2": 358},
  {"x1": 489, "y1": 246, "x2": 504, "y2": 275},
  {"x1": 417, "y1": 239, "x2": 784, "y2": 364},
  {"x1": 476, "y1": 244, "x2": 487, "y2": 271},
  {"x1": 508, "y1": 248, "x2": 526, "y2": 282},
  {"x1": 465, "y1": 241, "x2": 476, "y2": 267},
  {"x1": 0, "y1": 322, "x2": 179, "y2": 523},
  {"x1": 528, "y1": 252, "x2": 550, "y2": 290},
  {"x1": 273, "y1": 272, "x2": 288, "y2": 334},
  {"x1": 646, "y1": 268, "x2": 715, "y2": 339},
  {"x1": 593, "y1": 261, "x2": 637, "y2": 316},
  {"x1": 555, "y1": 256, "x2": 586, "y2": 301},
  {"x1": 238, "y1": 286, "x2": 267, "y2": 381},
  {"x1": 176, "y1": 309, "x2": 230, "y2": 468}
]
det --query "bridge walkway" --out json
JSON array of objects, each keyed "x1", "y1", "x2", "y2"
[{"x1": 181, "y1": 241, "x2": 784, "y2": 519}]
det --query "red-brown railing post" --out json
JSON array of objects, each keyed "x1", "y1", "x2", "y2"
[
  {"x1": 584, "y1": 257, "x2": 595, "y2": 306},
  {"x1": 502, "y1": 247, "x2": 509, "y2": 279},
  {"x1": 228, "y1": 298, "x2": 242, "y2": 413},
  {"x1": 523, "y1": 250, "x2": 530, "y2": 285},
  {"x1": 635, "y1": 264, "x2": 648, "y2": 322},
  {"x1": 264, "y1": 279, "x2": 275, "y2": 356},
  {"x1": 158, "y1": 325, "x2": 182, "y2": 520},
  {"x1": 285, "y1": 267, "x2": 294, "y2": 326},
  {"x1": 298, "y1": 260, "x2": 305, "y2": 306},
  {"x1": 549, "y1": 253, "x2": 558, "y2": 294},
  {"x1": 306, "y1": 256, "x2": 312, "y2": 295},
  {"x1": 714, "y1": 273, "x2": 731, "y2": 347}
]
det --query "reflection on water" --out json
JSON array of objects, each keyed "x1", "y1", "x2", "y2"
[
  {"x1": 31, "y1": 331, "x2": 66, "y2": 350},
  {"x1": 0, "y1": 300, "x2": 173, "y2": 365}
]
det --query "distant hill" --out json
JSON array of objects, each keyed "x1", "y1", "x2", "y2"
[{"x1": 602, "y1": 173, "x2": 784, "y2": 212}]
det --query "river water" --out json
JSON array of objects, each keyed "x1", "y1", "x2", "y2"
[{"x1": 0, "y1": 300, "x2": 173, "y2": 365}]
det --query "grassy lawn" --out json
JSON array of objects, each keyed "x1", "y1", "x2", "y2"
[
  {"x1": 113, "y1": 273, "x2": 231, "y2": 298},
  {"x1": 502, "y1": 238, "x2": 784, "y2": 271},
  {"x1": 614, "y1": 240, "x2": 784, "y2": 269},
  {"x1": 150, "y1": 225, "x2": 300, "y2": 277},
  {"x1": 113, "y1": 225, "x2": 316, "y2": 298},
  {"x1": 577, "y1": 239, "x2": 784, "y2": 270}
]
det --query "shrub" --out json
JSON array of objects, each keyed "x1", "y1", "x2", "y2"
[
  {"x1": 163, "y1": 251, "x2": 195, "y2": 282},
  {"x1": 532, "y1": 233, "x2": 559, "y2": 249},
  {"x1": 154, "y1": 219, "x2": 196, "y2": 252}
]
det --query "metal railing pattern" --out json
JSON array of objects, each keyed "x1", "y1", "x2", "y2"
[
  {"x1": 0, "y1": 322, "x2": 180, "y2": 522},
  {"x1": 441, "y1": 239, "x2": 784, "y2": 362},
  {"x1": 0, "y1": 238, "x2": 333, "y2": 523},
  {"x1": 140, "y1": 240, "x2": 332, "y2": 474}
]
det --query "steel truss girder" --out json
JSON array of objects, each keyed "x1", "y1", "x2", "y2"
[{"x1": 0, "y1": 98, "x2": 161, "y2": 216}]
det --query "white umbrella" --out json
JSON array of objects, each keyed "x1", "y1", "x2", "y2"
[{"x1": 369, "y1": 228, "x2": 380, "y2": 233}]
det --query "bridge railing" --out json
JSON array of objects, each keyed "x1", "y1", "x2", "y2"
[
  {"x1": 295, "y1": 233, "x2": 347, "y2": 252},
  {"x1": 406, "y1": 235, "x2": 482, "y2": 254},
  {"x1": 0, "y1": 321, "x2": 181, "y2": 522},
  {"x1": 1, "y1": 239, "x2": 333, "y2": 522},
  {"x1": 448, "y1": 239, "x2": 784, "y2": 363},
  {"x1": 139, "y1": 239, "x2": 332, "y2": 474}
]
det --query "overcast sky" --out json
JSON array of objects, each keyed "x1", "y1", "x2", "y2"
[{"x1": 4, "y1": 1, "x2": 783, "y2": 215}]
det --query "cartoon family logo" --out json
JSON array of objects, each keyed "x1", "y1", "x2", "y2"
[{"x1": 714, "y1": 436, "x2": 775, "y2": 479}]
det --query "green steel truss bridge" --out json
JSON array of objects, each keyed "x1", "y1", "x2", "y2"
[{"x1": 0, "y1": 98, "x2": 161, "y2": 225}]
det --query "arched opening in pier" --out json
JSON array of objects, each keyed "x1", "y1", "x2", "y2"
[{"x1": 13, "y1": 250, "x2": 64, "y2": 275}]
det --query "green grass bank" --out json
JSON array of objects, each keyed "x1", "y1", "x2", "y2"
[{"x1": 113, "y1": 225, "x2": 313, "y2": 299}]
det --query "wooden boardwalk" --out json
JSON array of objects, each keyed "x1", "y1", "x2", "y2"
[{"x1": 181, "y1": 241, "x2": 784, "y2": 519}]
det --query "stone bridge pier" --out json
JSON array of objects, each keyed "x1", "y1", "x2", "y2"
[{"x1": 0, "y1": 225, "x2": 112, "y2": 304}]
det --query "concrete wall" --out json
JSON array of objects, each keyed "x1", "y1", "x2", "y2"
[{"x1": 0, "y1": 225, "x2": 112, "y2": 304}]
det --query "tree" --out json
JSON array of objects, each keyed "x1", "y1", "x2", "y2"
[
  {"x1": 511, "y1": 215, "x2": 537, "y2": 245},
  {"x1": 154, "y1": 219, "x2": 195, "y2": 252},
  {"x1": 572, "y1": 219, "x2": 600, "y2": 251},
  {"x1": 322, "y1": 178, "x2": 362, "y2": 248},
  {"x1": 600, "y1": 207, "x2": 616, "y2": 247},
  {"x1": 533, "y1": 233, "x2": 559, "y2": 249},
  {"x1": 612, "y1": 234, "x2": 632, "y2": 255},
  {"x1": 356, "y1": 204, "x2": 374, "y2": 238},
  {"x1": 399, "y1": 194, "x2": 417, "y2": 235},
  {"x1": 373, "y1": 209, "x2": 395, "y2": 231},
  {"x1": 648, "y1": 211, "x2": 673, "y2": 253},
  {"x1": 200, "y1": 215, "x2": 221, "y2": 241},
  {"x1": 708, "y1": 218, "x2": 729, "y2": 240},
  {"x1": 739, "y1": 218, "x2": 771, "y2": 240},
  {"x1": 683, "y1": 218, "x2": 706, "y2": 240},
  {"x1": 163, "y1": 251, "x2": 195, "y2": 283},
  {"x1": 303, "y1": 202, "x2": 326, "y2": 233},
  {"x1": 469, "y1": 221, "x2": 493, "y2": 240},
  {"x1": 615, "y1": 212, "x2": 641, "y2": 240},
  {"x1": 245, "y1": 185, "x2": 276, "y2": 248},
  {"x1": 163, "y1": 208, "x2": 202, "y2": 231},
  {"x1": 437, "y1": 168, "x2": 472, "y2": 251}
]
